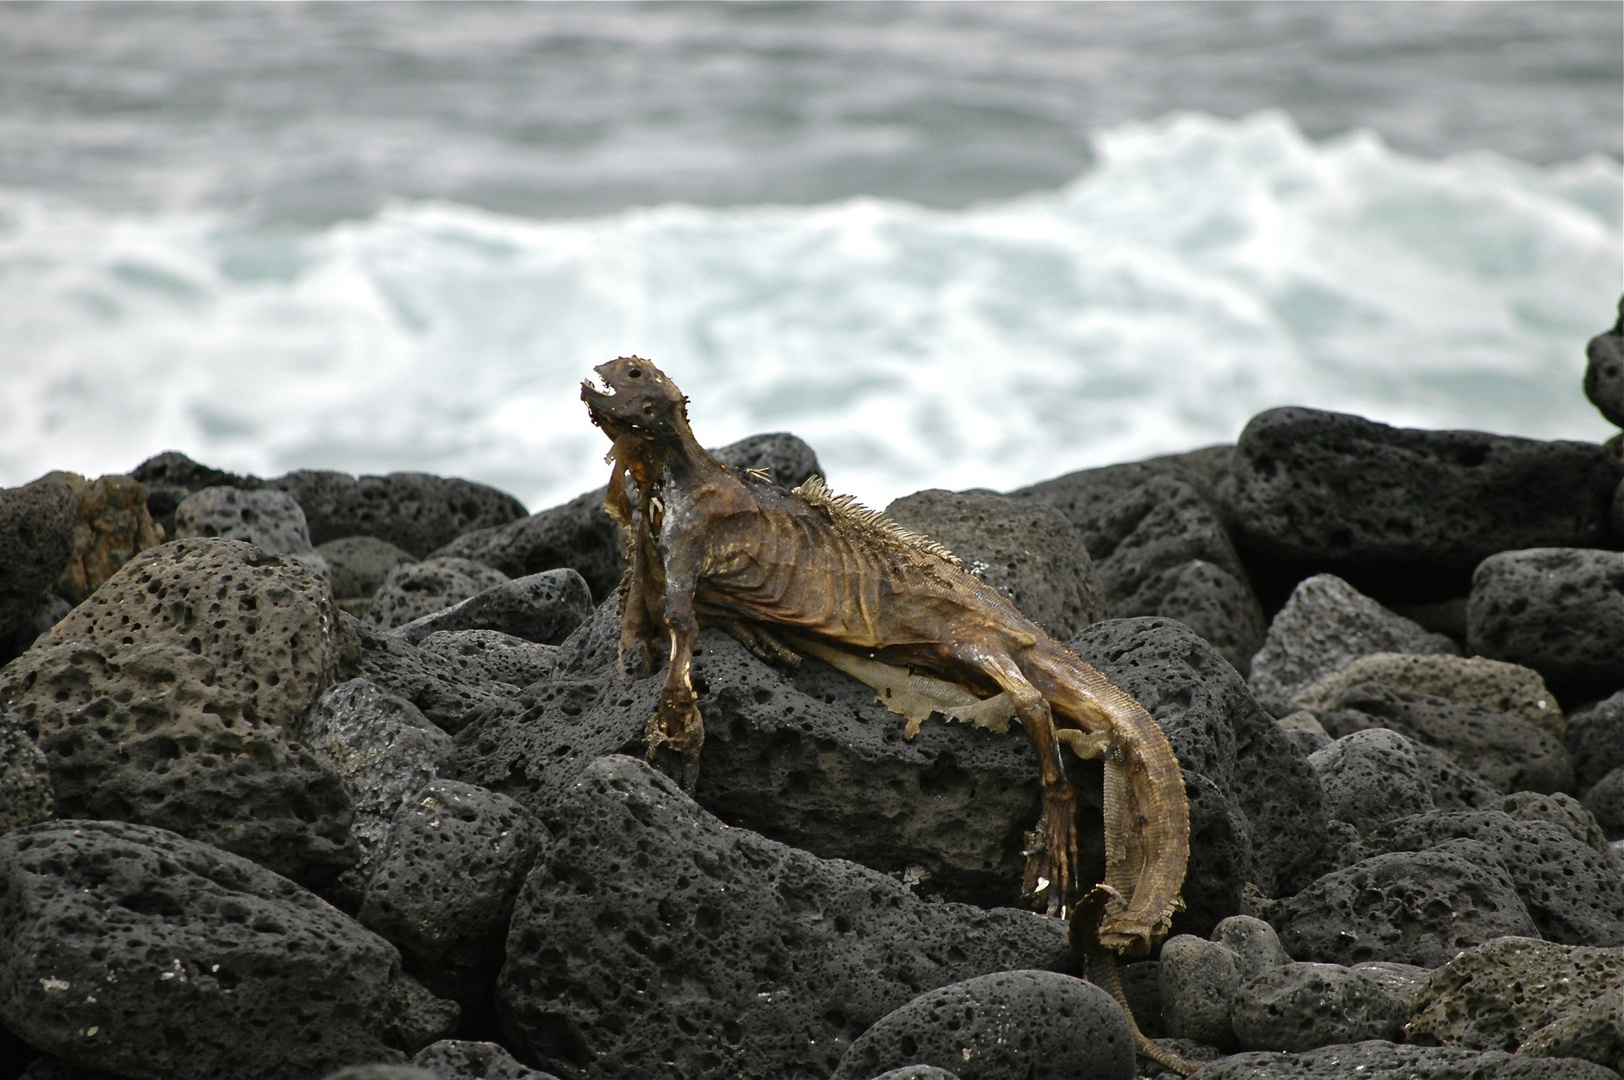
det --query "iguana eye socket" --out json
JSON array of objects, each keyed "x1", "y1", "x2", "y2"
[{"x1": 628, "y1": 368, "x2": 643, "y2": 378}]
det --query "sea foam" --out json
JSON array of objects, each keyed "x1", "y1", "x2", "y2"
[{"x1": 1, "y1": 111, "x2": 1618, "y2": 512}]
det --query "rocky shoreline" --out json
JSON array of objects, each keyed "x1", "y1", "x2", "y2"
[{"x1": 3, "y1": 302, "x2": 1624, "y2": 1080}]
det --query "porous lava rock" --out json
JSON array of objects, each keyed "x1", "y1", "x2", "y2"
[
  {"x1": 1354, "y1": 810, "x2": 1624, "y2": 948},
  {"x1": 1225, "y1": 407, "x2": 1622, "y2": 601},
  {"x1": 1491, "y1": 791, "x2": 1615, "y2": 860},
  {"x1": 495, "y1": 755, "x2": 1069, "y2": 1080},
  {"x1": 1292, "y1": 652, "x2": 1564, "y2": 738},
  {"x1": 366, "y1": 558, "x2": 510, "y2": 631},
  {"x1": 435, "y1": 433, "x2": 822, "y2": 601},
  {"x1": 1270, "y1": 842, "x2": 1536, "y2": 967},
  {"x1": 0, "y1": 709, "x2": 52, "y2": 831},
  {"x1": 352, "y1": 617, "x2": 508, "y2": 734},
  {"x1": 828, "y1": 970, "x2": 1134, "y2": 1080},
  {"x1": 1468, "y1": 549, "x2": 1624, "y2": 699},
  {"x1": 455, "y1": 629, "x2": 1074, "y2": 908},
  {"x1": 0, "y1": 639, "x2": 358, "y2": 884},
  {"x1": 40, "y1": 537, "x2": 360, "y2": 733},
  {"x1": 885, "y1": 488, "x2": 1108, "y2": 640},
  {"x1": 0, "y1": 477, "x2": 78, "y2": 640},
  {"x1": 1229, "y1": 962, "x2": 1414, "y2": 1052},
  {"x1": 1013, "y1": 460, "x2": 1266, "y2": 676},
  {"x1": 1309, "y1": 683, "x2": 1572, "y2": 796},
  {"x1": 320, "y1": 536, "x2": 420, "y2": 613},
  {"x1": 301, "y1": 679, "x2": 453, "y2": 896},
  {"x1": 1, "y1": 593, "x2": 72, "y2": 666},
  {"x1": 359, "y1": 780, "x2": 543, "y2": 1001},
  {"x1": 1308, "y1": 729, "x2": 1435, "y2": 835},
  {"x1": 389, "y1": 569, "x2": 592, "y2": 648},
  {"x1": 1406, "y1": 937, "x2": 1624, "y2": 1052},
  {"x1": 1517, "y1": 986, "x2": 1624, "y2": 1073},
  {"x1": 1585, "y1": 297, "x2": 1624, "y2": 428},
  {"x1": 1586, "y1": 767, "x2": 1624, "y2": 837},
  {"x1": 1066, "y1": 617, "x2": 1330, "y2": 922},
  {"x1": 411, "y1": 1040, "x2": 561, "y2": 1080},
  {"x1": 41, "y1": 472, "x2": 164, "y2": 605},
  {"x1": 174, "y1": 487, "x2": 329, "y2": 579},
  {"x1": 1158, "y1": 935, "x2": 1242, "y2": 1049},
  {"x1": 1194, "y1": 1040, "x2": 1606, "y2": 1079},
  {"x1": 1248, "y1": 575, "x2": 1459, "y2": 706},
  {"x1": 267, "y1": 470, "x2": 528, "y2": 558},
  {"x1": 867, "y1": 1069, "x2": 962, "y2": 1080},
  {"x1": 1569, "y1": 691, "x2": 1624, "y2": 792},
  {"x1": 415, "y1": 631, "x2": 557, "y2": 692},
  {"x1": 128, "y1": 451, "x2": 260, "y2": 542},
  {"x1": 322, "y1": 1068, "x2": 439, "y2": 1080},
  {"x1": 0, "y1": 820, "x2": 450, "y2": 1080}
]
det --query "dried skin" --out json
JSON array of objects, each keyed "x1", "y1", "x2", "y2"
[{"x1": 582, "y1": 356, "x2": 1191, "y2": 963}]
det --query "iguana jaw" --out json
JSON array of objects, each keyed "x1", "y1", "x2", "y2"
[{"x1": 581, "y1": 355, "x2": 691, "y2": 442}]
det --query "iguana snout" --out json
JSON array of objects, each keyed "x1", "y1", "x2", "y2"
[{"x1": 581, "y1": 356, "x2": 690, "y2": 440}]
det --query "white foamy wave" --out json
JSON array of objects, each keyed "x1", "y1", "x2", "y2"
[{"x1": 1, "y1": 110, "x2": 1618, "y2": 512}]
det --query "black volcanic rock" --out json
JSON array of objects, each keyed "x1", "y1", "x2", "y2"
[
  {"x1": 1225, "y1": 407, "x2": 1622, "y2": 602},
  {"x1": 0, "y1": 477, "x2": 78, "y2": 641},
  {"x1": 1014, "y1": 461, "x2": 1266, "y2": 675},
  {"x1": 1468, "y1": 548, "x2": 1624, "y2": 700},
  {"x1": 494, "y1": 755, "x2": 1069, "y2": 1080},
  {"x1": 1585, "y1": 296, "x2": 1624, "y2": 428},
  {"x1": 0, "y1": 820, "x2": 450, "y2": 1080},
  {"x1": 268, "y1": 470, "x2": 528, "y2": 558}
]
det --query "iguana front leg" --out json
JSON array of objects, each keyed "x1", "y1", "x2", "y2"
[{"x1": 646, "y1": 555, "x2": 704, "y2": 790}]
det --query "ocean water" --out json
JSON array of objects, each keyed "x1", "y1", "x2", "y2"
[{"x1": 0, "y1": 3, "x2": 1620, "y2": 512}]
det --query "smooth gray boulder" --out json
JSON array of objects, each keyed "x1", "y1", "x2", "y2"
[{"x1": 495, "y1": 755, "x2": 1069, "y2": 1080}]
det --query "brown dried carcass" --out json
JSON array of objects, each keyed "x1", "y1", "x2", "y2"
[{"x1": 582, "y1": 356, "x2": 1195, "y2": 1072}]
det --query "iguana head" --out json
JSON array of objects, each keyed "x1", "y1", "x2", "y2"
[{"x1": 581, "y1": 356, "x2": 691, "y2": 442}]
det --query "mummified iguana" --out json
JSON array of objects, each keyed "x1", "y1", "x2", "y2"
[{"x1": 582, "y1": 356, "x2": 1195, "y2": 1072}]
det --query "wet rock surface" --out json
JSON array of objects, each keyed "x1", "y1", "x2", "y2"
[
  {"x1": 497, "y1": 755, "x2": 1069, "y2": 1080},
  {"x1": 829, "y1": 969, "x2": 1135, "y2": 1080},
  {"x1": 885, "y1": 488, "x2": 1108, "y2": 640},
  {"x1": 0, "y1": 820, "x2": 448, "y2": 1080},
  {"x1": 1014, "y1": 460, "x2": 1266, "y2": 675}
]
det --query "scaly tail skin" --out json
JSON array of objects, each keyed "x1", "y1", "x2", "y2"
[{"x1": 1028, "y1": 639, "x2": 1190, "y2": 955}]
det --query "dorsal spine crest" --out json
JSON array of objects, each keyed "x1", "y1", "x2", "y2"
[{"x1": 791, "y1": 475, "x2": 962, "y2": 567}]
